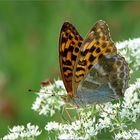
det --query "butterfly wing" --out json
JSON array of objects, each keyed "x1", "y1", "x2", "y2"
[
  {"x1": 72, "y1": 20, "x2": 117, "y2": 93},
  {"x1": 59, "y1": 22, "x2": 83, "y2": 96},
  {"x1": 74, "y1": 54, "x2": 129, "y2": 106}
]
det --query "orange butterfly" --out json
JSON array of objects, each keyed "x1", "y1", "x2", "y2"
[{"x1": 59, "y1": 20, "x2": 129, "y2": 107}]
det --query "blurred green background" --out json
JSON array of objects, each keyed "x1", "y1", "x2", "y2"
[{"x1": 0, "y1": 1, "x2": 140, "y2": 139}]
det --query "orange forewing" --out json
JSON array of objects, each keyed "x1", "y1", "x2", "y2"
[{"x1": 59, "y1": 22, "x2": 83, "y2": 96}]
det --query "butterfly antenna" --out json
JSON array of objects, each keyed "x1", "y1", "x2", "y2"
[
  {"x1": 28, "y1": 88, "x2": 48, "y2": 94},
  {"x1": 28, "y1": 89, "x2": 39, "y2": 93}
]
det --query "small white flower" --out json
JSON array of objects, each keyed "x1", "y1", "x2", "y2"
[
  {"x1": 3, "y1": 133, "x2": 19, "y2": 140},
  {"x1": 45, "y1": 122, "x2": 60, "y2": 131},
  {"x1": 32, "y1": 97, "x2": 42, "y2": 110},
  {"x1": 10, "y1": 125, "x2": 24, "y2": 133},
  {"x1": 71, "y1": 120, "x2": 81, "y2": 131},
  {"x1": 54, "y1": 79, "x2": 65, "y2": 90},
  {"x1": 58, "y1": 133, "x2": 77, "y2": 140},
  {"x1": 117, "y1": 38, "x2": 140, "y2": 71}
]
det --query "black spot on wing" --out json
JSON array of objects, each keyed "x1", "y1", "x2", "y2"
[
  {"x1": 61, "y1": 48, "x2": 68, "y2": 57},
  {"x1": 63, "y1": 67, "x2": 72, "y2": 72},
  {"x1": 96, "y1": 48, "x2": 101, "y2": 53},
  {"x1": 75, "y1": 73, "x2": 84, "y2": 78},
  {"x1": 89, "y1": 46, "x2": 96, "y2": 52},
  {"x1": 76, "y1": 67, "x2": 85, "y2": 71},
  {"x1": 71, "y1": 54, "x2": 77, "y2": 61},
  {"x1": 89, "y1": 55, "x2": 96, "y2": 62},
  {"x1": 61, "y1": 37, "x2": 67, "y2": 43},
  {"x1": 78, "y1": 42, "x2": 82, "y2": 47},
  {"x1": 88, "y1": 64, "x2": 93, "y2": 70},
  {"x1": 71, "y1": 41, "x2": 75, "y2": 45},
  {"x1": 69, "y1": 45, "x2": 74, "y2": 51},
  {"x1": 75, "y1": 47, "x2": 79, "y2": 53},
  {"x1": 62, "y1": 60, "x2": 72, "y2": 65},
  {"x1": 69, "y1": 35, "x2": 72, "y2": 39},
  {"x1": 81, "y1": 49, "x2": 88, "y2": 56}
]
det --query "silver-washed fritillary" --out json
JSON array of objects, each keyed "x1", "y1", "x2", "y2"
[{"x1": 59, "y1": 20, "x2": 130, "y2": 107}]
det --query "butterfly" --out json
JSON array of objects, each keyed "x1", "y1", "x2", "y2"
[{"x1": 59, "y1": 20, "x2": 129, "y2": 107}]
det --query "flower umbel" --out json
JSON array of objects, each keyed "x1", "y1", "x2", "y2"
[
  {"x1": 3, "y1": 123, "x2": 41, "y2": 140},
  {"x1": 32, "y1": 80, "x2": 65, "y2": 116},
  {"x1": 116, "y1": 38, "x2": 140, "y2": 73}
]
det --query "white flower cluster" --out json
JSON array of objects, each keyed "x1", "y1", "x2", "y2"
[
  {"x1": 32, "y1": 80, "x2": 65, "y2": 116},
  {"x1": 120, "y1": 78, "x2": 140, "y2": 122},
  {"x1": 3, "y1": 123, "x2": 41, "y2": 140},
  {"x1": 45, "y1": 78, "x2": 140, "y2": 139},
  {"x1": 45, "y1": 111, "x2": 97, "y2": 140},
  {"x1": 115, "y1": 129, "x2": 140, "y2": 140},
  {"x1": 116, "y1": 38, "x2": 140, "y2": 73}
]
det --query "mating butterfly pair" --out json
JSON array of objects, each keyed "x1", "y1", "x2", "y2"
[{"x1": 59, "y1": 20, "x2": 129, "y2": 107}]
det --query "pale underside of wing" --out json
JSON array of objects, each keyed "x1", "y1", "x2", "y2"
[
  {"x1": 59, "y1": 22, "x2": 83, "y2": 96},
  {"x1": 72, "y1": 20, "x2": 117, "y2": 94},
  {"x1": 72, "y1": 54, "x2": 130, "y2": 107}
]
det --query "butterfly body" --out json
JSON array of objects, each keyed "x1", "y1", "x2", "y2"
[{"x1": 59, "y1": 20, "x2": 129, "y2": 107}]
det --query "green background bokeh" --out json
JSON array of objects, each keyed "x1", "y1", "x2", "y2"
[{"x1": 0, "y1": 1, "x2": 140, "y2": 139}]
